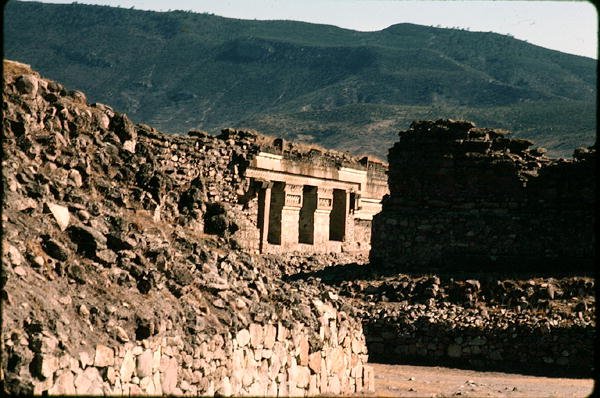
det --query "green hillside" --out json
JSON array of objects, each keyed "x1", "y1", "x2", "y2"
[{"x1": 3, "y1": 1, "x2": 596, "y2": 158}]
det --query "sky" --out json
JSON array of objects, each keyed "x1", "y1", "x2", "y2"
[{"x1": 18, "y1": 0, "x2": 598, "y2": 59}]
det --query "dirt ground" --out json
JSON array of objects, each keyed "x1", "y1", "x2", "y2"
[{"x1": 368, "y1": 363, "x2": 595, "y2": 397}]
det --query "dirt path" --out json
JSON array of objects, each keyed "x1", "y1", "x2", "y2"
[{"x1": 369, "y1": 363, "x2": 595, "y2": 397}]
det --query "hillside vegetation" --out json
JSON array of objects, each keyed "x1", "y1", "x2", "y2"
[{"x1": 4, "y1": 0, "x2": 596, "y2": 158}]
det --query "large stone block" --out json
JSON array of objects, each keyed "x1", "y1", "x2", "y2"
[
  {"x1": 236, "y1": 328, "x2": 251, "y2": 347},
  {"x1": 48, "y1": 370, "x2": 76, "y2": 395},
  {"x1": 136, "y1": 349, "x2": 153, "y2": 378},
  {"x1": 263, "y1": 324, "x2": 277, "y2": 349},
  {"x1": 161, "y1": 357, "x2": 178, "y2": 394},
  {"x1": 120, "y1": 350, "x2": 135, "y2": 382},
  {"x1": 249, "y1": 323, "x2": 264, "y2": 348},
  {"x1": 297, "y1": 335, "x2": 309, "y2": 366},
  {"x1": 363, "y1": 365, "x2": 375, "y2": 392},
  {"x1": 296, "y1": 366, "x2": 311, "y2": 388},
  {"x1": 94, "y1": 345, "x2": 114, "y2": 367},
  {"x1": 308, "y1": 352, "x2": 321, "y2": 374}
]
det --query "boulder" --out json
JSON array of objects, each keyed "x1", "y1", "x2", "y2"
[
  {"x1": 45, "y1": 202, "x2": 70, "y2": 231},
  {"x1": 68, "y1": 224, "x2": 107, "y2": 257},
  {"x1": 41, "y1": 235, "x2": 69, "y2": 261},
  {"x1": 15, "y1": 74, "x2": 39, "y2": 96}
]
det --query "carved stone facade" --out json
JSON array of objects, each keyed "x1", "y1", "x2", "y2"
[{"x1": 243, "y1": 151, "x2": 388, "y2": 254}]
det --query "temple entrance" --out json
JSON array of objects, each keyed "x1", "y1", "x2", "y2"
[
  {"x1": 330, "y1": 189, "x2": 347, "y2": 241},
  {"x1": 299, "y1": 185, "x2": 317, "y2": 244},
  {"x1": 267, "y1": 182, "x2": 285, "y2": 245}
]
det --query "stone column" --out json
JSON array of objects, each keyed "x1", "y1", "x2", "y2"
[
  {"x1": 314, "y1": 187, "x2": 333, "y2": 245},
  {"x1": 281, "y1": 184, "x2": 303, "y2": 248},
  {"x1": 257, "y1": 182, "x2": 272, "y2": 253}
]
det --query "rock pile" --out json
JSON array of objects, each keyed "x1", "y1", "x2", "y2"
[
  {"x1": 1, "y1": 60, "x2": 374, "y2": 395},
  {"x1": 280, "y1": 256, "x2": 595, "y2": 376},
  {"x1": 351, "y1": 276, "x2": 594, "y2": 375},
  {"x1": 371, "y1": 119, "x2": 596, "y2": 272}
]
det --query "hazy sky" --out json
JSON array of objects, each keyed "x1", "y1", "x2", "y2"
[{"x1": 19, "y1": 0, "x2": 598, "y2": 59}]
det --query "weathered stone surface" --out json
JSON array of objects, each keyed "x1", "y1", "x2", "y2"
[
  {"x1": 326, "y1": 347, "x2": 345, "y2": 377},
  {"x1": 296, "y1": 365, "x2": 310, "y2": 388},
  {"x1": 48, "y1": 370, "x2": 76, "y2": 395},
  {"x1": 79, "y1": 350, "x2": 93, "y2": 369},
  {"x1": 263, "y1": 324, "x2": 277, "y2": 349},
  {"x1": 161, "y1": 357, "x2": 178, "y2": 394},
  {"x1": 249, "y1": 323, "x2": 263, "y2": 348},
  {"x1": 236, "y1": 329, "x2": 250, "y2": 348},
  {"x1": 447, "y1": 344, "x2": 462, "y2": 358},
  {"x1": 4, "y1": 243, "x2": 23, "y2": 266},
  {"x1": 15, "y1": 74, "x2": 39, "y2": 95},
  {"x1": 68, "y1": 169, "x2": 83, "y2": 187},
  {"x1": 308, "y1": 374, "x2": 319, "y2": 396},
  {"x1": 45, "y1": 202, "x2": 70, "y2": 231},
  {"x1": 328, "y1": 375, "x2": 341, "y2": 394},
  {"x1": 217, "y1": 376, "x2": 233, "y2": 397},
  {"x1": 363, "y1": 365, "x2": 375, "y2": 392},
  {"x1": 137, "y1": 349, "x2": 153, "y2": 378},
  {"x1": 115, "y1": 326, "x2": 129, "y2": 342},
  {"x1": 75, "y1": 366, "x2": 102, "y2": 394},
  {"x1": 34, "y1": 353, "x2": 59, "y2": 379},
  {"x1": 297, "y1": 335, "x2": 309, "y2": 366},
  {"x1": 94, "y1": 344, "x2": 114, "y2": 367},
  {"x1": 139, "y1": 376, "x2": 156, "y2": 394},
  {"x1": 308, "y1": 352, "x2": 321, "y2": 374}
]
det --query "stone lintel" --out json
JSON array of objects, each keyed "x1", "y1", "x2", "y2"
[{"x1": 246, "y1": 168, "x2": 360, "y2": 193}]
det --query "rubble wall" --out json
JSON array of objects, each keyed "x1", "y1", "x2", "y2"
[
  {"x1": 133, "y1": 127, "x2": 263, "y2": 252},
  {"x1": 370, "y1": 119, "x2": 596, "y2": 272},
  {"x1": 15, "y1": 308, "x2": 373, "y2": 396},
  {"x1": 1, "y1": 60, "x2": 374, "y2": 396},
  {"x1": 333, "y1": 268, "x2": 595, "y2": 376},
  {"x1": 364, "y1": 317, "x2": 594, "y2": 375}
]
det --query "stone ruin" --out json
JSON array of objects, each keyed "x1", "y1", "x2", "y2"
[
  {"x1": 3, "y1": 59, "x2": 595, "y2": 396},
  {"x1": 370, "y1": 119, "x2": 596, "y2": 272},
  {"x1": 131, "y1": 126, "x2": 389, "y2": 256},
  {"x1": 1, "y1": 60, "x2": 376, "y2": 396},
  {"x1": 241, "y1": 141, "x2": 388, "y2": 254}
]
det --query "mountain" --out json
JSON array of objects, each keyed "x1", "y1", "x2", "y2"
[{"x1": 4, "y1": 0, "x2": 596, "y2": 158}]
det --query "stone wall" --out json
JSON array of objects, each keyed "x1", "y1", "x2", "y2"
[
  {"x1": 1, "y1": 60, "x2": 375, "y2": 396},
  {"x1": 18, "y1": 304, "x2": 373, "y2": 396},
  {"x1": 138, "y1": 125, "x2": 388, "y2": 256},
  {"x1": 371, "y1": 119, "x2": 596, "y2": 272},
  {"x1": 364, "y1": 316, "x2": 594, "y2": 375}
]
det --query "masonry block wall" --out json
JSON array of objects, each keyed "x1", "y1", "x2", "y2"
[
  {"x1": 370, "y1": 119, "x2": 596, "y2": 272},
  {"x1": 22, "y1": 303, "x2": 374, "y2": 396}
]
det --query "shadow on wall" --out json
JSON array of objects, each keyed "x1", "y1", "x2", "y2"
[
  {"x1": 283, "y1": 261, "x2": 595, "y2": 284},
  {"x1": 364, "y1": 317, "x2": 594, "y2": 379},
  {"x1": 285, "y1": 261, "x2": 595, "y2": 379}
]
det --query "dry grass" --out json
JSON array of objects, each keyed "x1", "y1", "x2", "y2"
[
  {"x1": 126, "y1": 209, "x2": 175, "y2": 240},
  {"x1": 3, "y1": 59, "x2": 34, "y2": 78}
]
